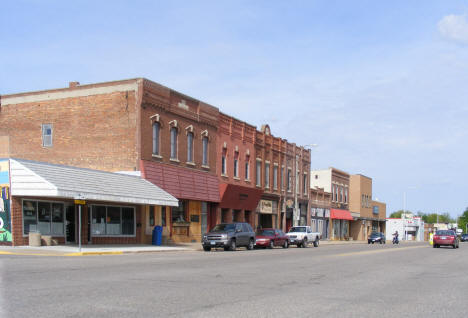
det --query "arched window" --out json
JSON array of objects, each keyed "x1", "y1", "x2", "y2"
[
  {"x1": 187, "y1": 132, "x2": 194, "y2": 162},
  {"x1": 170, "y1": 127, "x2": 178, "y2": 159},
  {"x1": 152, "y1": 122, "x2": 160, "y2": 155}
]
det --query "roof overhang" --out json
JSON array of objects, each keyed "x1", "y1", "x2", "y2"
[{"x1": 9, "y1": 159, "x2": 178, "y2": 206}]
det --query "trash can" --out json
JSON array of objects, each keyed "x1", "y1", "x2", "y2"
[
  {"x1": 28, "y1": 232, "x2": 41, "y2": 247},
  {"x1": 152, "y1": 225, "x2": 163, "y2": 246}
]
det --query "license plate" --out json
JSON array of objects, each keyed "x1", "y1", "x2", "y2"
[
  {"x1": 441, "y1": 236, "x2": 447, "y2": 240},
  {"x1": 210, "y1": 241, "x2": 216, "y2": 245},
  {"x1": 290, "y1": 239, "x2": 295, "y2": 242}
]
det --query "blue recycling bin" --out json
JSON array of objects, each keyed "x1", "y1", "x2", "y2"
[{"x1": 152, "y1": 225, "x2": 163, "y2": 246}]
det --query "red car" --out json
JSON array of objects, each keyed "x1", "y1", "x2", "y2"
[
  {"x1": 255, "y1": 228, "x2": 289, "y2": 249},
  {"x1": 433, "y1": 230, "x2": 459, "y2": 249}
]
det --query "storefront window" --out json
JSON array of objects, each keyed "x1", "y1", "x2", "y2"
[
  {"x1": 91, "y1": 205, "x2": 135, "y2": 236},
  {"x1": 161, "y1": 206, "x2": 166, "y2": 226},
  {"x1": 172, "y1": 201, "x2": 186, "y2": 223},
  {"x1": 23, "y1": 200, "x2": 64, "y2": 235},
  {"x1": 23, "y1": 200, "x2": 37, "y2": 234}
]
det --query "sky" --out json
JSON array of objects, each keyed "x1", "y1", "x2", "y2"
[{"x1": 1, "y1": 1, "x2": 468, "y2": 218}]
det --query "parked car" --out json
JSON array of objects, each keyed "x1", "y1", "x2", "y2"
[
  {"x1": 286, "y1": 226, "x2": 320, "y2": 248},
  {"x1": 460, "y1": 234, "x2": 468, "y2": 242},
  {"x1": 202, "y1": 223, "x2": 255, "y2": 251},
  {"x1": 433, "y1": 230, "x2": 459, "y2": 249},
  {"x1": 255, "y1": 228, "x2": 289, "y2": 249},
  {"x1": 368, "y1": 232, "x2": 385, "y2": 244}
]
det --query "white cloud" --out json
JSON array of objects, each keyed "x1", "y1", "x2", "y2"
[{"x1": 438, "y1": 14, "x2": 468, "y2": 44}]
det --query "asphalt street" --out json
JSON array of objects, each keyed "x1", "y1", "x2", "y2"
[{"x1": 1, "y1": 242, "x2": 466, "y2": 317}]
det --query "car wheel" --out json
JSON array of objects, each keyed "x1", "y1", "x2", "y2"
[
  {"x1": 283, "y1": 240, "x2": 289, "y2": 248},
  {"x1": 302, "y1": 238, "x2": 308, "y2": 248},
  {"x1": 456, "y1": 243, "x2": 459, "y2": 248},
  {"x1": 269, "y1": 240, "x2": 274, "y2": 249},
  {"x1": 229, "y1": 239, "x2": 236, "y2": 251},
  {"x1": 203, "y1": 246, "x2": 211, "y2": 252},
  {"x1": 379, "y1": 240, "x2": 383, "y2": 244},
  {"x1": 453, "y1": 244, "x2": 457, "y2": 249},
  {"x1": 247, "y1": 239, "x2": 254, "y2": 250},
  {"x1": 368, "y1": 241, "x2": 371, "y2": 244},
  {"x1": 313, "y1": 238, "x2": 319, "y2": 247}
]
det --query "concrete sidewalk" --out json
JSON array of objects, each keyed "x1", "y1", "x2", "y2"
[
  {"x1": 0, "y1": 244, "x2": 193, "y2": 256},
  {"x1": 0, "y1": 240, "x2": 420, "y2": 256}
]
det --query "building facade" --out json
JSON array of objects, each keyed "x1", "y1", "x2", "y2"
[
  {"x1": 386, "y1": 215, "x2": 425, "y2": 241},
  {"x1": 309, "y1": 187, "x2": 331, "y2": 239},
  {"x1": 349, "y1": 174, "x2": 386, "y2": 240},
  {"x1": 310, "y1": 168, "x2": 352, "y2": 240},
  {"x1": 0, "y1": 79, "x2": 221, "y2": 244}
]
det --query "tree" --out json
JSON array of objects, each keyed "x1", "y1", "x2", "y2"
[
  {"x1": 389, "y1": 210, "x2": 406, "y2": 218},
  {"x1": 458, "y1": 207, "x2": 468, "y2": 234}
]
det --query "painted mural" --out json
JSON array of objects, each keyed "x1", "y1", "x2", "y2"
[{"x1": 0, "y1": 160, "x2": 12, "y2": 242}]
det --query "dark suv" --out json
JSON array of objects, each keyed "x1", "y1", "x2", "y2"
[{"x1": 202, "y1": 223, "x2": 255, "y2": 251}]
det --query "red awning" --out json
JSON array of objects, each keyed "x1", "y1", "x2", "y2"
[
  {"x1": 330, "y1": 209, "x2": 353, "y2": 220},
  {"x1": 219, "y1": 183, "x2": 263, "y2": 212},
  {"x1": 140, "y1": 160, "x2": 220, "y2": 202}
]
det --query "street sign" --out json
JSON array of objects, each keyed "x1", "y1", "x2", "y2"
[{"x1": 74, "y1": 199, "x2": 86, "y2": 205}]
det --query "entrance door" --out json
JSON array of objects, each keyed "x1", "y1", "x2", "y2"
[{"x1": 65, "y1": 205, "x2": 75, "y2": 244}]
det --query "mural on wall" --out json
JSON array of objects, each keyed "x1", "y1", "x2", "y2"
[{"x1": 0, "y1": 160, "x2": 12, "y2": 242}]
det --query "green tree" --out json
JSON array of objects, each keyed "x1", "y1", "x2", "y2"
[
  {"x1": 458, "y1": 207, "x2": 468, "y2": 234},
  {"x1": 389, "y1": 210, "x2": 407, "y2": 218}
]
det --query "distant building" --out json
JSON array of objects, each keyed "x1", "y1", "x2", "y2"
[{"x1": 386, "y1": 216, "x2": 425, "y2": 241}]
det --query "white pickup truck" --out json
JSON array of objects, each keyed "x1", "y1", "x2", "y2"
[{"x1": 286, "y1": 226, "x2": 321, "y2": 248}]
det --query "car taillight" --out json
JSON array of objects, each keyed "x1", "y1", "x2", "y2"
[{"x1": 433, "y1": 236, "x2": 439, "y2": 239}]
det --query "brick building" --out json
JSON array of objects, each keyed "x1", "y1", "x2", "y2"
[
  {"x1": 310, "y1": 167, "x2": 352, "y2": 240},
  {"x1": 254, "y1": 125, "x2": 310, "y2": 232},
  {"x1": 310, "y1": 187, "x2": 331, "y2": 239},
  {"x1": 216, "y1": 113, "x2": 262, "y2": 228},
  {"x1": 349, "y1": 174, "x2": 386, "y2": 240},
  {"x1": 0, "y1": 79, "x2": 220, "y2": 244}
]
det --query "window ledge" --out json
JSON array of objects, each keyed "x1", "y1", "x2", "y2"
[
  {"x1": 152, "y1": 154, "x2": 162, "y2": 159},
  {"x1": 186, "y1": 161, "x2": 196, "y2": 166},
  {"x1": 221, "y1": 174, "x2": 229, "y2": 178},
  {"x1": 245, "y1": 179, "x2": 251, "y2": 182},
  {"x1": 256, "y1": 185, "x2": 262, "y2": 188},
  {"x1": 201, "y1": 165, "x2": 210, "y2": 170},
  {"x1": 170, "y1": 158, "x2": 180, "y2": 163},
  {"x1": 233, "y1": 176, "x2": 240, "y2": 180}
]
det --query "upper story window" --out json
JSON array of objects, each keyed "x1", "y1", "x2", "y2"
[
  {"x1": 221, "y1": 150, "x2": 227, "y2": 175},
  {"x1": 287, "y1": 168, "x2": 292, "y2": 192},
  {"x1": 245, "y1": 156, "x2": 250, "y2": 180},
  {"x1": 345, "y1": 188, "x2": 348, "y2": 203},
  {"x1": 339, "y1": 187, "x2": 343, "y2": 202},
  {"x1": 303, "y1": 173, "x2": 307, "y2": 195},
  {"x1": 187, "y1": 132, "x2": 194, "y2": 163},
  {"x1": 273, "y1": 165, "x2": 278, "y2": 190},
  {"x1": 281, "y1": 166, "x2": 284, "y2": 191},
  {"x1": 233, "y1": 152, "x2": 239, "y2": 178},
  {"x1": 42, "y1": 124, "x2": 53, "y2": 147},
  {"x1": 170, "y1": 127, "x2": 178, "y2": 160},
  {"x1": 361, "y1": 194, "x2": 365, "y2": 207},
  {"x1": 265, "y1": 162, "x2": 270, "y2": 189},
  {"x1": 202, "y1": 136, "x2": 209, "y2": 166},
  {"x1": 152, "y1": 122, "x2": 160, "y2": 156},
  {"x1": 256, "y1": 159, "x2": 262, "y2": 187}
]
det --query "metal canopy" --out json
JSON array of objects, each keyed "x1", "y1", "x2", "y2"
[{"x1": 9, "y1": 158, "x2": 178, "y2": 206}]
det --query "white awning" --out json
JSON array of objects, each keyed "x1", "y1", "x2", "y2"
[{"x1": 9, "y1": 159, "x2": 178, "y2": 206}]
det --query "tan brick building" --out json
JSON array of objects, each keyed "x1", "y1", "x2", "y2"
[{"x1": 349, "y1": 174, "x2": 386, "y2": 241}]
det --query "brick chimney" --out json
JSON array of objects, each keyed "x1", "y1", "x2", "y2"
[{"x1": 69, "y1": 81, "x2": 80, "y2": 88}]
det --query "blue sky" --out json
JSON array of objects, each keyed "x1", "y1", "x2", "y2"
[{"x1": 2, "y1": 1, "x2": 468, "y2": 218}]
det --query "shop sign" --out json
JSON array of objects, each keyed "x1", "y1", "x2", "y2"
[
  {"x1": 316, "y1": 208, "x2": 324, "y2": 218},
  {"x1": 0, "y1": 160, "x2": 12, "y2": 242},
  {"x1": 286, "y1": 199, "x2": 294, "y2": 209},
  {"x1": 260, "y1": 200, "x2": 273, "y2": 214},
  {"x1": 325, "y1": 209, "x2": 330, "y2": 218}
]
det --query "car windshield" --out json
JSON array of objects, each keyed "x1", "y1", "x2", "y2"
[
  {"x1": 210, "y1": 224, "x2": 235, "y2": 232},
  {"x1": 436, "y1": 230, "x2": 454, "y2": 236},
  {"x1": 256, "y1": 230, "x2": 275, "y2": 236},
  {"x1": 289, "y1": 227, "x2": 306, "y2": 233},
  {"x1": 370, "y1": 232, "x2": 381, "y2": 237}
]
